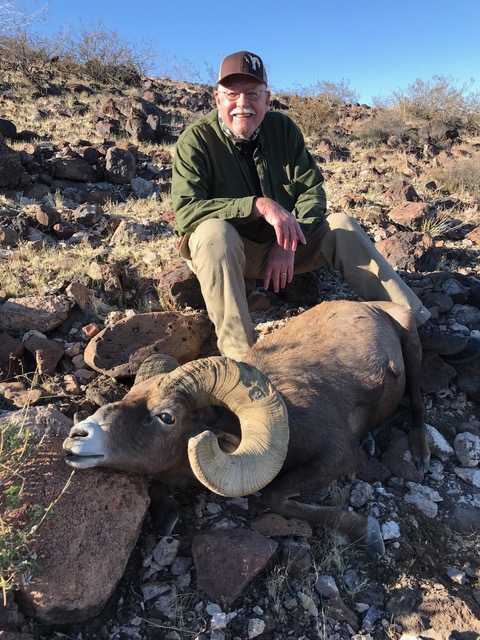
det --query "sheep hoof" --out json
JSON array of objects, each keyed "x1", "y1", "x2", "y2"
[
  {"x1": 413, "y1": 452, "x2": 431, "y2": 474},
  {"x1": 361, "y1": 432, "x2": 376, "y2": 456},
  {"x1": 364, "y1": 516, "x2": 385, "y2": 556}
]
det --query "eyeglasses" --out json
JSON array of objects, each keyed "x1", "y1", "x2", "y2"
[{"x1": 217, "y1": 89, "x2": 267, "y2": 102}]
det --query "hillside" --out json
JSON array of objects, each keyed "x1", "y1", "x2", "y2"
[{"x1": 1, "y1": 62, "x2": 480, "y2": 640}]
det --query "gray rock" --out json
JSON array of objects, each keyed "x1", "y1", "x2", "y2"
[{"x1": 454, "y1": 432, "x2": 480, "y2": 467}]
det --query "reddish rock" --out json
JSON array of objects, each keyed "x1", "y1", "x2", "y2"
[
  {"x1": 83, "y1": 310, "x2": 212, "y2": 377},
  {"x1": 375, "y1": 231, "x2": 436, "y2": 272},
  {"x1": 65, "y1": 282, "x2": 91, "y2": 310},
  {"x1": 385, "y1": 180, "x2": 421, "y2": 203},
  {"x1": 156, "y1": 259, "x2": 205, "y2": 309},
  {"x1": 23, "y1": 333, "x2": 65, "y2": 375},
  {"x1": 0, "y1": 407, "x2": 149, "y2": 624},
  {"x1": 0, "y1": 332, "x2": 24, "y2": 379},
  {"x1": 0, "y1": 295, "x2": 72, "y2": 335},
  {"x1": 191, "y1": 528, "x2": 277, "y2": 605},
  {"x1": 387, "y1": 202, "x2": 435, "y2": 229}
]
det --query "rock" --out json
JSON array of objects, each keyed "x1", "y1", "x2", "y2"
[
  {"x1": 2, "y1": 408, "x2": 149, "y2": 624},
  {"x1": 315, "y1": 575, "x2": 340, "y2": 599},
  {"x1": 375, "y1": 231, "x2": 436, "y2": 272},
  {"x1": 381, "y1": 435, "x2": 424, "y2": 482},
  {"x1": 453, "y1": 467, "x2": 480, "y2": 488},
  {"x1": 381, "y1": 520, "x2": 401, "y2": 540},
  {"x1": 385, "y1": 180, "x2": 421, "y2": 203},
  {"x1": 156, "y1": 259, "x2": 205, "y2": 310},
  {"x1": 420, "y1": 353, "x2": 457, "y2": 394},
  {"x1": 65, "y1": 282, "x2": 91, "y2": 310},
  {"x1": 425, "y1": 423, "x2": 454, "y2": 460},
  {"x1": 0, "y1": 295, "x2": 71, "y2": 335},
  {"x1": 455, "y1": 354, "x2": 480, "y2": 401},
  {"x1": 349, "y1": 480, "x2": 374, "y2": 508},
  {"x1": 33, "y1": 204, "x2": 61, "y2": 228},
  {"x1": 453, "y1": 432, "x2": 480, "y2": 467},
  {"x1": 0, "y1": 134, "x2": 24, "y2": 187},
  {"x1": 110, "y1": 219, "x2": 152, "y2": 244},
  {"x1": 404, "y1": 482, "x2": 443, "y2": 518},
  {"x1": 53, "y1": 156, "x2": 98, "y2": 182},
  {"x1": 23, "y1": 331, "x2": 65, "y2": 375},
  {"x1": 83, "y1": 311, "x2": 212, "y2": 377},
  {"x1": 0, "y1": 332, "x2": 24, "y2": 379},
  {"x1": 151, "y1": 536, "x2": 180, "y2": 568},
  {"x1": 387, "y1": 202, "x2": 434, "y2": 228},
  {"x1": 105, "y1": 146, "x2": 136, "y2": 184},
  {"x1": 191, "y1": 528, "x2": 277, "y2": 606},
  {"x1": 0, "y1": 118, "x2": 17, "y2": 138}
]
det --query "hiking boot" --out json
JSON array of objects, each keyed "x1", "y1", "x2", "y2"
[{"x1": 418, "y1": 320, "x2": 480, "y2": 363}]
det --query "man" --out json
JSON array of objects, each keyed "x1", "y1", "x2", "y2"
[{"x1": 172, "y1": 50, "x2": 479, "y2": 363}]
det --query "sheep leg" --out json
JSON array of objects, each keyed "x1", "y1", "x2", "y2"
[
  {"x1": 148, "y1": 481, "x2": 181, "y2": 536},
  {"x1": 401, "y1": 326, "x2": 430, "y2": 473},
  {"x1": 262, "y1": 482, "x2": 384, "y2": 556}
]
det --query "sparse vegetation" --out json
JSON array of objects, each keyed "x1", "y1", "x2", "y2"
[
  {"x1": 386, "y1": 75, "x2": 480, "y2": 132},
  {"x1": 0, "y1": 405, "x2": 74, "y2": 603},
  {"x1": 353, "y1": 108, "x2": 410, "y2": 145},
  {"x1": 429, "y1": 156, "x2": 480, "y2": 198}
]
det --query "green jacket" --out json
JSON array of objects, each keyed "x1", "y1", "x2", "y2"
[{"x1": 172, "y1": 108, "x2": 327, "y2": 241}]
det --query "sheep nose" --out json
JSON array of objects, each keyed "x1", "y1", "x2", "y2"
[{"x1": 68, "y1": 422, "x2": 93, "y2": 439}]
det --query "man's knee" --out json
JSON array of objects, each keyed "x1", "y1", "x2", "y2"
[
  {"x1": 189, "y1": 219, "x2": 243, "y2": 259},
  {"x1": 326, "y1": 211, "x2": 359, "y2": 232}
]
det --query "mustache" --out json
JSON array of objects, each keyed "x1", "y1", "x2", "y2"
[{"x1": 231, "y1": 108, "x2": 256, "y2": 116}]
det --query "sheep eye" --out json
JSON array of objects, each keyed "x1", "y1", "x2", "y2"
[{"x1": 159, "y1": 412, "x2": 175, "y2": 425}]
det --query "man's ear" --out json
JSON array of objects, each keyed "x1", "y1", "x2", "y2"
[
  {"x1": 265, "y1": 90, "x2": 271, "y2": 109},
  {"x1": 214, "y1": 90, "x2": 221, "y2": 107}
]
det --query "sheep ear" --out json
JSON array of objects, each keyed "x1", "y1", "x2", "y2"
[{"x1": 135, "y1": 354, "x2": 180, "y2": 384}]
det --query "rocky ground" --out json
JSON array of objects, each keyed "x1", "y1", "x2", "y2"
[{"x1": 1, "y1": 63, "x2": 480, "y2": 640}]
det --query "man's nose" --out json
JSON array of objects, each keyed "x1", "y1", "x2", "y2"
[{"x1": 236, "y1": 92, "x2": 249, "y2": 107}]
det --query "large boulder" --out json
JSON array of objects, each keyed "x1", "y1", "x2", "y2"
[
  {"x1": 1, "y1": 406, "x2": 149, "y2": 624},
  {"x1": 83, "y1": 310, "x2": 213, "y2": 377},
  {"x1": 0, "y1": 295, "x2": 72, "y2": 335}
]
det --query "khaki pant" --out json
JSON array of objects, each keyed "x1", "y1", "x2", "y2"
[{"x1": 184, "y1": 212, "x2": 430, "y2": 360}]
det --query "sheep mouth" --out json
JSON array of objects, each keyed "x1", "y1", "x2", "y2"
[{"x1": 64, "y1": 452, "x2": 105, "y2": 468}]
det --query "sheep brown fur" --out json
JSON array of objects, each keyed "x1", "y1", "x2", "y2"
[{"x1": 64, "y1": 300, "x2": 430, "y2": 555}]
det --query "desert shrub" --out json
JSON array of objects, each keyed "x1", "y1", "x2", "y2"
[
  {"x1": 53, "y1": 19, "x2": 156, "y2": 86},
  {"x1": 353, "y1": 108, "x2": 410, "y2": 145},
  {"x1": 388, "y1": 75, "x2": 480, "y2": 131},
  {"x1": 0, "y1": 31, "x2": 54, "y2": 80},
  {"x1": 429, "y1": 156, "x2": 480, "y2": 198},
  {"x1": 287, "y1": 94, "x2": 333, "y2": 138},
  {"x1": 297, "y1": 78, "x2": 360, "y2": 105},
  {"x1": 287, "y1": 79, "x2": 359, "y2": 139}
]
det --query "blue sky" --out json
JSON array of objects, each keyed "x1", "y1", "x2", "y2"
[{"x1": 35, "y1": 0, "x2": 480, "y2": 105}]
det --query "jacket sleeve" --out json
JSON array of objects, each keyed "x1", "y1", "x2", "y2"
[
  {"x1": 288, "y1": 122, "x2": 327, "y2": 237},
  {"x1": 172, "y1": 131, "x2": 255, "y2": 236}
]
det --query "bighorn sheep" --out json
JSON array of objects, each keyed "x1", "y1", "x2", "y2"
[{"x1": 63, "y1": 300, "x2": 430, "y2": 555}]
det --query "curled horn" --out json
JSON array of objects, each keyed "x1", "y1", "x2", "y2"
[
  {"x1": 134, "y1": 354, "x2": 180, "y2": 384},
  {"x1": 159, "y1": 356, "x2": 289, "y2": 497}
]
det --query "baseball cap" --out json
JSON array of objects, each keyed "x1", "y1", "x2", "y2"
[{"x1": 217, "y1": 51, "x2": 267, "y2": 86}]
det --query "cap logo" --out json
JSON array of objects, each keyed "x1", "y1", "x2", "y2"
[{"x1": 245, "y1": 54, "x2": 261, "y2": 72}]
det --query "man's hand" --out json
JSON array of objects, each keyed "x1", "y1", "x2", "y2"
[
  {"x1": 263, "y1": 244, "x2": 295, "y2": 293},
  {"x1": 252, "y1": 197, "x2": 306, "y2": 251}
]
